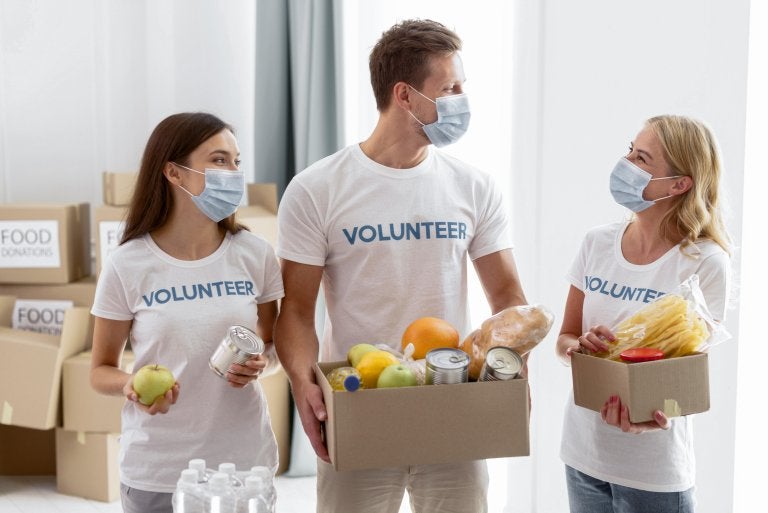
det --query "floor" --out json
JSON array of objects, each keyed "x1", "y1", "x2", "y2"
[
  {"x1": 0, "y1": 474, "x2": 318, "y2": 513},
  {"x1": 0, "y1": 459, "x2": 508, "y2": 512}
]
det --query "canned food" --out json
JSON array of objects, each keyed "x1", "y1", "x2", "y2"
[
  {"x1": 209, "y1": 325, "x2": 265, "y2": 378},
  {"x1": 425, "y1": 348, "x2": 470, "y2": 385},
  {"x1": 479, "y1": 346, "x2": 523, "y2": 381}
]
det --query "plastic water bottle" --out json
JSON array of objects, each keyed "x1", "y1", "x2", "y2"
[
  {"x1": 204, "y1": 472, "x2": 236, "y2": 513},
  {"x1": 235, "y1": 475, "x2": 272, "y2": 513},
  {"x1": 218, "y1": 462, "x2": 243, "y2": 487},
  {"x1": 249, "y1": 466, "x2": 276, "y2": 512},
  {"x1": 172, "y1": 468, "x2": 204, "y2": 513},
  {"x1": 188, "y1": 458, "x2": 213, "y2": 483}
]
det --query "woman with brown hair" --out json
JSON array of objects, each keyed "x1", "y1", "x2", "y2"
[{"x1": 90, "y1": 112, "x2": 283, "y2": 513}]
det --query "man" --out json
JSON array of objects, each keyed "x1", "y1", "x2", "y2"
[{"x1": 275, "y1": 19, "x2": 527, "y2": 513}]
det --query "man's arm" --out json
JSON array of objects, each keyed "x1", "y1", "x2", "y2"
[
  {"x1": 273, "y1": 259, "x2": 331, "y2": 462},
  {"x1": 472, "y1": 248, "x2": 527, "y2": 313}
]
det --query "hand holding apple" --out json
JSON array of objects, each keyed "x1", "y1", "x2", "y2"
[{"x1": 130, "y1": 364, "x2": 177, "y2": 410}]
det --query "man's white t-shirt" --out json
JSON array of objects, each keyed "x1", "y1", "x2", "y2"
[
  {"x1": 277, "y1": 144, "x2": 512, "y2": 362},
  {"x1": 560, "y1": 221, "x2": 730, "y2": 492},
  {"x1": 92, "y1": 230, "x2": 284, "y2": 493}
]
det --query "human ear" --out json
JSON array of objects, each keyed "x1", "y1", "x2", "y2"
[{"x1": 673, "y1": 175, "x2": 694, "y2": 195}]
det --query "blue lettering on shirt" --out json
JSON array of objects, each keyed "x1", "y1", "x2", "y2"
[
  {"x1": 584, "y1": 275, "x2": 666, "y2": 304},
  {"x1": 342, "y1": 221, "x2": 468, "y2": 245},
  {"x1": 141, "y1": 280, "x2": 256, "y2": 307}
]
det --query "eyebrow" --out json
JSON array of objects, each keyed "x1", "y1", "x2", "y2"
[{"x1": 208, "y1": 149, "x2": 241, "y2": 157}]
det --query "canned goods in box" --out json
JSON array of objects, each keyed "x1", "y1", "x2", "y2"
[
  {"x1": 425, "y1": 348, "x2": 470, "y2": 385},
  {"x1": 479, "y1": 346, "x2": 523, "y2": 381},
  {"x1": 209, "y1": 325, "x2": 265, "y2": 378}
]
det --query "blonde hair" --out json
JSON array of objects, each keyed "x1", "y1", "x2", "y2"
[{"x1": 645, "y1": 115, "x2": 731, "y2": 255}]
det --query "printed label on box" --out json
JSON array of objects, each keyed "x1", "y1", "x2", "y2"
[
  {"x1": 99, "y1": 221, "x2": 125, "y2": 267},
  {"x1": 0, "y1": 221, "x2": 61, "y2": 268},
  {"x1": 13, "y1": 299, "x2": 74, "y2": 335}
]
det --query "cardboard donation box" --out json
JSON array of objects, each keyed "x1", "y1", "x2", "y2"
[
  {"x1": 0, "y1": 275, "x2": 97, "y2": 307},
  {"x1": 63, "y1": 351, "x2": 134, "y2": 433},
  {"x1": 571, "y1": 351, "x2": 709, "y2": 423},
  {"x1": 260, "y1": 368, "x2": 291, "y2": 475},
  {"x1": 0, "y1": 296, "x2": 93, "y2": 429},
  {"x1": 0, "y1": 203, "x2": 91, "y2": 284},
  {"x1": 102, "y1": 172, "x2": 137, "y2": 206},
  {"x1": 236, "y1": 183, "x2": 278, "y2": 246},
  {"x1": 0, "y1": 424, "x2": 56, "y2": 475},
  {"x1": 315, "y1": 361, "x2": 529, "y2": 471},
  {"x1": 94, "y1": 205, "x2": 127, "y2": 275},
  {"x1": 56, "y1": 428, "x2": 120, "y2": 502}
]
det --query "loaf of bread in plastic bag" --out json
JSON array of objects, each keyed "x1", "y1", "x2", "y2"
[{"x1": 460, "y1": 304, "x2": 554, "y2": 380}]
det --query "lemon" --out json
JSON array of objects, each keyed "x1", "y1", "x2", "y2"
[{"x1": 354, "y1": 350, "x2": 398, "y2": 389}]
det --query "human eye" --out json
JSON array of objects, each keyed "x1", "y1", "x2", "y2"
[
  {"x1": 626, "y1": 142, "x2": 634, "y2": 155},
  {"x1": 234, "y1": 159, "x2": 242, "y2": 167}
]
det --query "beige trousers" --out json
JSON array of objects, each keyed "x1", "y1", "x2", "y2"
[{"x1": 316, "y1": 458, "x2": 489, "y2": 513}]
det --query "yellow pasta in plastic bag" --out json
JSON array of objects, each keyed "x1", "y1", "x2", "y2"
[{"x1": 599, "y1": 294, "x2": 709, "y2": 361}]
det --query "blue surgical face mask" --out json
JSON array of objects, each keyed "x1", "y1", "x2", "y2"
[
  {"x1": 172, "y1": 163, "x2": 244, "y2": 222},
  {"x1": 407, "y1": 86, "x2": 471, "y2": 147},
  {"x1": 609, "y1": 158, "x2": 681, "y2": 213}
]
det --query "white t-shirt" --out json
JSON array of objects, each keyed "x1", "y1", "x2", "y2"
[
  {"x1": 277, "y1": 144, "x2": 512, "y2": 361},
  {"x1": 91, "y1": 230, "x2": 284, "y2": 493},
  {"x1": 560, "y1": 221, "x2": 730, "y2": 492}
]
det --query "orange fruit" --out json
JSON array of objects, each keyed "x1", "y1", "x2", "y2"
[{"x1": 401, "y1": 317, "x2": 460, "y2": 360}]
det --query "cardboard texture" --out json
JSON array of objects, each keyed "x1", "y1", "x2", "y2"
[
  {"x1": 260, "y1": 368, "x2": 292, "y2": 475},
  {"x1": 0, "y1": 297, "x2": 93, "y2": 429},
  {"x1": 63, "y1": 351, "x2": 134, "y2": 433},
  {"x1": 102, "y1": 171, "x2": 137, "y2": 206},
  {"x1": 236, "y1": 183, "x2": 278, "y2": 246},
  {"x1": 0, "y1": 424, "x2": 56, "y2": 475},
  {"x1": 0, "y1": 203, "x2": 91, "y2": 284},
  {"x1": 0, "y1": 275, "x2": 97, "y2": 307},
  {"x1": 56, "y1": 428, "x2": 120, "y2": 502},
  {"x1": 315, "y1": 361, "x2": 529, "y2": 471},
  {"x1": 94, "y1": 205, "x2": 127, "y2": 275},
  {"x1": 571, "y1": 351, "x2": 710, "y2": 423}
]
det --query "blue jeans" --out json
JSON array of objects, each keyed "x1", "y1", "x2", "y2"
[{"x1": 565, "y1": 466, "x2": 695, "y2": 513}]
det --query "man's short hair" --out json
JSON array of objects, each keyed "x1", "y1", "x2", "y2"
[{"x1": 369, "y1": 19, "x2": 462, "y2": 112}]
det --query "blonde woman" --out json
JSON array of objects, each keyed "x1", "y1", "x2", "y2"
[{"x1": 555, "y1": 115, "x2": 731, "y2": 513}]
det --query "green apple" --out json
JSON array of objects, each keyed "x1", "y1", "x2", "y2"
[
  {"x1": 346, "y1": 343, "x2": 378, "y2": 367},
  {"x1": 377, "y1": 363, "x2": 418, "y2": 388},
  {"x1": 133, "y1": 364, "x2": 176, "y2": 406}
]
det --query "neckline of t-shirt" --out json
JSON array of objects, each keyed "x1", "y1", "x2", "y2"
[
  {"x1": 351, "y1": 143, "x2": 434, "y2": 179},
  {"x1": 613, "y1": 221, "x2": 681, "y2": 271},
  {"x1": 142, "y1": 232, "x2": 232, "y2": 267}
]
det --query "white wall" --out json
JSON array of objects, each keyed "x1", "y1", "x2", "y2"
[{"x1": 0, "y1": 0, "x2": 256, "y2": 206}]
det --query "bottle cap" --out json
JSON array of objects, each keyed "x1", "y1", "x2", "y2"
[
  {"x1": 620, "y1": 348, "x2": 665, "y2": 363},
  {"x1": 343, "y1": 374, "x2": 361, "y2": 392},
  {"x1": 180, "y1": 468, "x2": 198, "y2": 483}
]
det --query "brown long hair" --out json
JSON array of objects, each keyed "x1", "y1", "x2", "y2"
[
  {"x1": 121, "y1": 112, "x2": 246, "y2": 244},
  {"x1": 369, "y1": 19, "x2": 462, "y2": 112}
]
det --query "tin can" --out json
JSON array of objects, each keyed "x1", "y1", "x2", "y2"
[
  {"x1": 209, "y1": 325, "x2": 265, "y2": 378},
  {"x1": 425, "y1": 348, "x2": 470, "y2": 385},
  {"x1": 479, "y1": 346, "x2": 523, "y2": 381}
]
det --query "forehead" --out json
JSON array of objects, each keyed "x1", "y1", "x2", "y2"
[
  {"x1": 634, "y1": 127, "x2": 664, "y2": 154},
  {"x1": 195, "y1": 129, "x2": 239, "y2": 154},
  {"x1": 425, "y1": 53, "x2": 465, "y2": 83}
]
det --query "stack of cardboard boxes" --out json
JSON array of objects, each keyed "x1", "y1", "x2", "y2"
[{"x1": 0, "y1": 175, "x2": 291, "y2": 502}]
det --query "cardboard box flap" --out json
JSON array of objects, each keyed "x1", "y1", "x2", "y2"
[{"x1": 247, "y1": 183, "x2": 278, "y2": 214}]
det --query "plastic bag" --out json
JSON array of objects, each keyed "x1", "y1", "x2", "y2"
[
  {"x1": 460, "y1": 304, "x2": 555, "y2": 380},
  {"x1": 602, "y1": 274, "x2": 731, "y2": 361}
]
